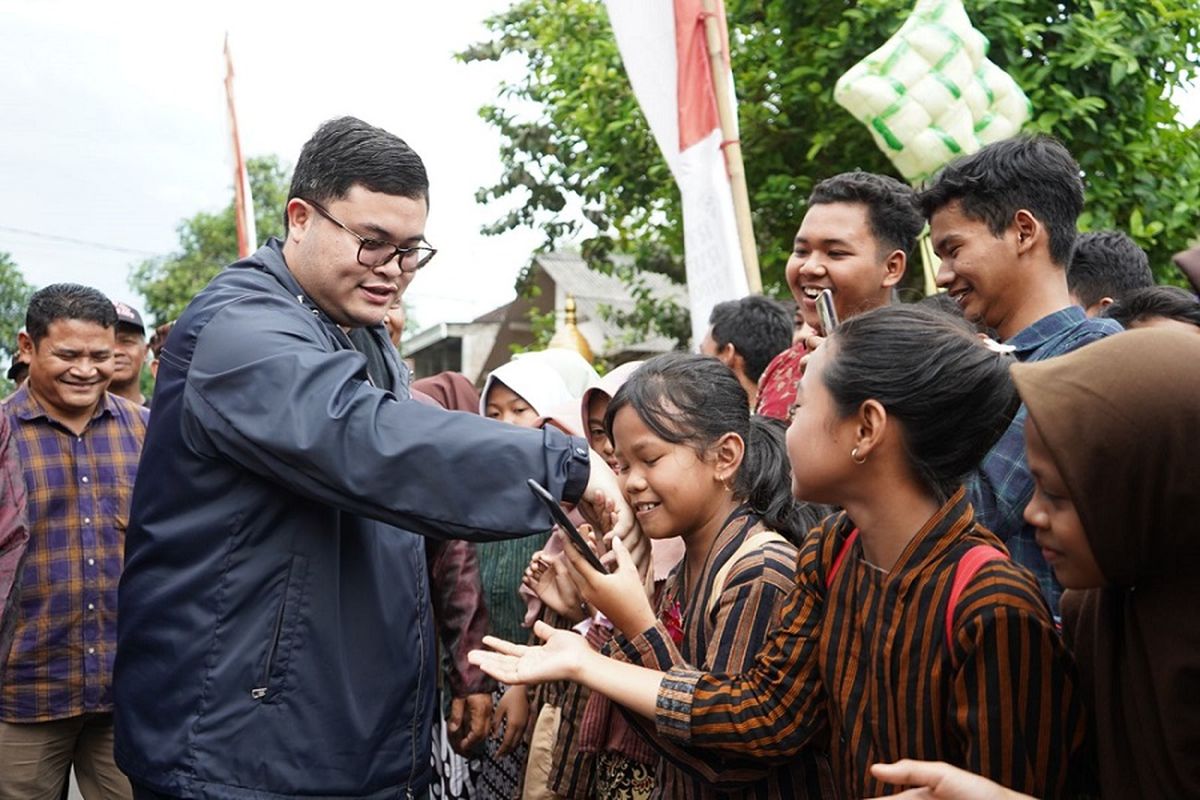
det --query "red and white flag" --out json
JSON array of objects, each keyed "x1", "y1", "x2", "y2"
[
  {"x1": 224, "y1": 33, "x2": 256, "y2": 259},
  {"x1": 604, "y1": 0, "x2": 749, "y2": 345}
]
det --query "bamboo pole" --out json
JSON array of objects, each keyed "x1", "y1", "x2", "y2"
[
  {"x1": 919, "y1": 226, "x2": 939, "y2": 297},
  {"x1": 700, "y1": 0, "x2": 762, "y2": 294}
]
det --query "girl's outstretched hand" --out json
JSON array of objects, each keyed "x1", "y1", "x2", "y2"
[
  {"x1": 867, "y1": 761, "x2": 1035, "y2": 800},
  {"x1": 562, "y1": 533, "x2": 656, "y2": 637},
  {"x1": 469, "y1": 620, "x2": 590, "y2": 686}
]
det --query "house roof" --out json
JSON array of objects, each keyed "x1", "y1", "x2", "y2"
[{"x1": 532, "y1": 251, "x2": 687, "y2": 354}]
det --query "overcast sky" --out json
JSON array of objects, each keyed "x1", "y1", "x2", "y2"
[
  {"x1": 0, "y1": 0, "x2": 545, "y2": 329},
  {"x1": 2, "y1": 1, "x2": 1197, "y2": 333}
]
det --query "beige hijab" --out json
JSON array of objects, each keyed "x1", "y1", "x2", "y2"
[{"x1": 1011, "y1": 327, "x2": 1200, "y2": 797}]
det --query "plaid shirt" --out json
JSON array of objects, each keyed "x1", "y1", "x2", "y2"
[
  {"x1": 1, "y1": 386, "x2": 148, "y2": 721},
  {"x1": 968, "y1": 306, "x2": 1121, "y2": 615},
  {"x1": 0, "y1": 413, "x2": 31, "y2": 671}
]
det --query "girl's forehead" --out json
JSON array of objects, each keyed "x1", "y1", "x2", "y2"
[{"x1": 485, "y1": 380, "x2": 526, "y2": 404}]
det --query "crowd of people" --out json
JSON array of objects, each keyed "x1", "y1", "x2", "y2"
[{"x1": 0, "y1": 115, "x2": 1197, "y2": 800}]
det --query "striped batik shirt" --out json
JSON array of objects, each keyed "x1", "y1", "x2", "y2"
[
  {"x1": 604, "y1": 509, "x2": 835, "y2": 799},
  {"x1": 1, "y1": 386, "x2": 148, "y2": 721},
  {"x1": 641, "y1": 489, "x2": 1092, "y2": 799}
]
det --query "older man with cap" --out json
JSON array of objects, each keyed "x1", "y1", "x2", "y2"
[{"x1": 110, "y1": 301, "x2": 148, "y2": 406}]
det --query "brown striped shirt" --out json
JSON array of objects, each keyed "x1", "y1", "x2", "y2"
[
  {"x1": 593, "y1": 509, "x2": 835, "y2": 799},
  {"x1": 639, "y1": 489, "x2": 1092, "y2": 799}
]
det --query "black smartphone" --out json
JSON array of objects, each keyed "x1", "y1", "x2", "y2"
[
  {"x1": 526, "y1": 478, "x2": 608, "y2": 573},
  {"x1": 816, "y1": 288, "x2": 839, "y2": 336}
]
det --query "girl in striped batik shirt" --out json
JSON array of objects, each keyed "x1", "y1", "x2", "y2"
[{"x1": 471, "y1": 305, "x2": 1094, "y2": 800}]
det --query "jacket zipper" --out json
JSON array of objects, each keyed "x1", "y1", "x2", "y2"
[
  {"x1": 252, "y1": 563, "x2": 293, "y2": 700},
  {"x1": 406, "y1": 549, "x2": 427, "y2": 796}
]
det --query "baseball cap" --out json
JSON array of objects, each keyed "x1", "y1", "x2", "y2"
[
  {"x1": 6, "y1": 355, "x2": 28, "y2": 382},
  {"x1": 113, "y1": 301, "x2": 146, "y2": 335}
]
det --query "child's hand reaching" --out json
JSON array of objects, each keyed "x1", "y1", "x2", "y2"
[
  {"x1": 522, "y1": 545, "x2": 587, "y2": 623},
  {"x1": 490, "y1": 684, "x2": 530, "y2": 758},
  {"x1": 866, "y1": 761, "x2": 1035, "y2": 800},
  {"x1": 470, "y1": 620, "x2": 593, "y2": 686},
  {"x1": 562, "y1": 532, "x2": 656, "y2": 637}
]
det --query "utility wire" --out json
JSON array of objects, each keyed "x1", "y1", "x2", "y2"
[{"x1": 0, "y1": 224, "x2": 160, "y2": 257}]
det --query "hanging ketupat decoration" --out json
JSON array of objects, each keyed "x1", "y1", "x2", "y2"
[{"x1": 834, "y1": 0, "x2": 1032, "y2": 184}]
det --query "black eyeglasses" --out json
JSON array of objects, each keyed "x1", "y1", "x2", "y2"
[{"x1": 304, "y1": 198, "x2": 437, "y2": 272}]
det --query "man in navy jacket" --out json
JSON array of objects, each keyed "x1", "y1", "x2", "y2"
[{"x1": 114, "y1": 117, "x2": 634, "y2": 800}]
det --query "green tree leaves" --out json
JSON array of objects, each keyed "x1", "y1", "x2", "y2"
[
  {"x1": 130, "y1": 156, "x2": 290, "y2": 323},
  {"x1": 463, "y1": 0, "x2": 1200, "y2": 331},
  {"x1": 0, "y1": 252, "x2": 34, "y2": 394}
]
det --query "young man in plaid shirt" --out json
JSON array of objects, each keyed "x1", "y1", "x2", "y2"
[
  {"x1": 1, "y1": 283, "x2": 148, "y2": 799},
  {"x1": 920, "y1": 135, "x2": 1122, "y2": 617}
]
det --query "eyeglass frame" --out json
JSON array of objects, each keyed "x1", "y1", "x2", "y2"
[{"x1": 301, "y1": 197, "x2": 437, "y2": 272}]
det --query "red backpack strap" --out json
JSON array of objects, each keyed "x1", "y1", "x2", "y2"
[
  {"x1": 945, "y1": 545, "x2": 1007, "y2": 651},
  {"x1": 825, "y1": 528, "x2": 860, "y2": 591}
]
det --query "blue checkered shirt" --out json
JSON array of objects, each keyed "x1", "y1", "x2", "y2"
[{"x1": 968, "y1": 306, "x2": 1121, "y2": 616}]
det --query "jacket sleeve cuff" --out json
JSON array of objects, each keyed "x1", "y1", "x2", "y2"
[
  {"x1": 655, "y1": 666, "x2": 703, "y2": 746},
  {"x1": 560, "y1": 435, "x2": 591, "y2": 506}
]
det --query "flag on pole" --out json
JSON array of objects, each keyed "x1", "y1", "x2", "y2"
[
  {"x1": 604, "y1": 0, "x2": 749, "y2": 346},
  {"x1": 223, "y1": 33, "x2": 256, "y2": 259}
]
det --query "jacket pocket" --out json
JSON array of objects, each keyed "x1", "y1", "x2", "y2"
[{"x1": 252, "y1": 555, "x2": 308, "y2": 703}]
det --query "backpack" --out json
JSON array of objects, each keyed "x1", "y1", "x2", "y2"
[{"x1": 825, "y1": 528, "x2": 1005, "y2": 659}]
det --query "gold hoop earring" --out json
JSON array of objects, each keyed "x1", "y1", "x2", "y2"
[{"x1": 851, "y1": 447, "x2": 867, "y2": 465}]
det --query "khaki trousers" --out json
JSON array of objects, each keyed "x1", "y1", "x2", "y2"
[
  {"x1": 521, "y1": 702, "x2": 563, "y2": 800},
  {"x1": 0, "y1": 713, "x2": 132, "y2": 800}
]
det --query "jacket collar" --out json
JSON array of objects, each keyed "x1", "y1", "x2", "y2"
[{"x1": 243, "y1": 238, "x2": 406, "y2": 393}]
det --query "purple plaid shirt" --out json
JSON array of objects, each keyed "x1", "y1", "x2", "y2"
[{"x1": 1, "y1": 386, "x2": 148, "y2": 721}]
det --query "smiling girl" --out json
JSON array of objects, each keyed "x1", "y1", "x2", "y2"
[
  {"x1": 550, "y1": 353, "x2": 832, "y2": 798},
  {"x1": 472, "y1": 306, "x2": 1092, "y2": 799}
]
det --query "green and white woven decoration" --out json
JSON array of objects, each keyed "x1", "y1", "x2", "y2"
[{"x1": 834, "y1": 0, "x2": 1032, "y2": 183}]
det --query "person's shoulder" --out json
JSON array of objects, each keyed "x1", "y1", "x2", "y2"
[
  {"x1": 1062, "y1": 313, "x2": 1123, "y2": 350},
  {"x1": 723, "y1": 535, "x2": 799, "y2": 591},
  {"x1": 795, "y1": 511, "x2": 852, "y2": 581},
  {"x1": 951, "y1": 548, "x2": 1053, "y2": 623},
  {"x1": 105, "y1": 393, "x2": 151, "y2": 428}
]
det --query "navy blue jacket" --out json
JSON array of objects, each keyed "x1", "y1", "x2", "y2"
[{"x1": 114, "y1": 240, "x2": 589, "y2": 799}]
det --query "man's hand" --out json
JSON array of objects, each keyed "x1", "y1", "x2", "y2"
[
  {"x1": 798, "y1": 331, "x2": 826, "y2": 375},
  {"x1": 447, "y1": 693, "x2": 492, "y2": 755}
]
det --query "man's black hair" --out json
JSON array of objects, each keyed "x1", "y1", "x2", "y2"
[
  {"x1": 1103, "y1": 285, "x2": 1200, "y2": 329},
  {"x1": 809, "y1": 172, "x2": 924, "y2": 259},
  {"x1": 286, "y1": 116, "x2": 429, "y2": 230},
  {"x1": 25, "y1": 283, "x2": 116, "y2": 344},
  {"x1": 708, "y1": 295, "x2": 793, "y2": 382},
  {"x1": 1067, "y1": 230, "x2": 1153, "y2": 308},
  {"x1": 918, "y1": 135, "x2": 1083, "y2": 268}
]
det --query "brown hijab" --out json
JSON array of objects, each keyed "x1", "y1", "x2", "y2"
[
  {"x1": 411, "y1": 371, "x2": 480, "y2": 413},
  {"x1": 1011, "y1": 327, "x2": 1200, "y2": 797}
]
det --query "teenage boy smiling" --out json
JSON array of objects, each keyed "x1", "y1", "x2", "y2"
[
  {"x1": 756, "y1": 172, "x2": 924, "y2": 419},
  {"x1": 920, "y1": 134, "x2": 1121, "y2": 615}
]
